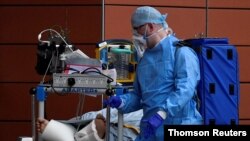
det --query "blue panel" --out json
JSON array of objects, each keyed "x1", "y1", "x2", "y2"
[{"x1": 186, "y1": 38, "x2": 239, "y2": 125}]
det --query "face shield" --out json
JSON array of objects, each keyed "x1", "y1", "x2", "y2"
[
  {"x1": 132, "y1": 23, "x2": 148, "y2": 60},
  {"x1": 132, "y1": 34, "x2": 147, "y2": 60}
]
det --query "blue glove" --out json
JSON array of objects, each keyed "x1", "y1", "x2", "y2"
[
  {"x1": 104, "y1": 96, "x2": 122, "y2": 108},
  {"x1": 142, "y1": 113, "x2": 164, "y2": 139}
]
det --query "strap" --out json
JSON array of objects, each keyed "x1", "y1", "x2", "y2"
[
  {"x1": 173, "y1": 40, "x2": 192, "y2": 48},
  {"x1": 173, "y1": 41, "x2": 201, "y2": 111}
]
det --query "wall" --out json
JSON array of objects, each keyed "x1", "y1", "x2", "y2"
[
  {"x1": 0, "y1": 0, "x2": 249, "y2": 140},
  {"x1": 0, "y1": 0, "x2": 103, "y2": 140}
]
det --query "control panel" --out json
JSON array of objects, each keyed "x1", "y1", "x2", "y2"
[{"x1": 53, "y1": 73, "x2": 108, "y2": 88}]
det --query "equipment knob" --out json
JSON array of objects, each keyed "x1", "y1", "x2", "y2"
[{"x1": 67, "y1": 78, "x2": 75, "y2": 86}]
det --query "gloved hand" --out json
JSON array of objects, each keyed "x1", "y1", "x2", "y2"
[
  {"x1": 104, "y1": 96, "x2": 122, "y2": 108},
  {"x1": 142, "y1": 113, "x2": 164, "y2": 139}
]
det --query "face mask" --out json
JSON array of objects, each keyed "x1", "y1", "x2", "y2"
[
  {"x1": 132, "y1": 25, "x2": 164, "y2": 59},
  {"x1": 143, "y1": 24, "x2": 164, "y2": 48},
  {"x1": 144, "y1": 25, "x2": 164, "y2": 40},
  {"x1": 132, "y1": 34, "x2": 147, "y2": 59},
  {"x1": 132, "y1": 24, "x2": 152, "y2": 52}
]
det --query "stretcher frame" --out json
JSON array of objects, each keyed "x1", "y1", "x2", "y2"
[{"x1": 30, "y1": 84, "x2": 124, "y2": 141}]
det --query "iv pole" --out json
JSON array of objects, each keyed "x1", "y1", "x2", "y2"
[
  {"x1": 205, "y1": 0, "x2": 208, "y2": 37},
  {"x1": 101, "y1": 1, "x2": 124, "y2": 140}
]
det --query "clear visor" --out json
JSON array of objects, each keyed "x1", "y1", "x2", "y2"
[{"x1": 132, "y1": 35, "x2": 146, "y2": 57}]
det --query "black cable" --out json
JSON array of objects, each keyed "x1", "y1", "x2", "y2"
[
  {"x1": 81, "y1": 67, "x2": 102, "y2": 74},
  {"x1": 81, "y1": 67, "x2": 114, "y2": 83}
]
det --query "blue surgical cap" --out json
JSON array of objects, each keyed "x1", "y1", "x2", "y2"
[{"x1": 131, "y1": 6, "x2": 168, "y2": 29}]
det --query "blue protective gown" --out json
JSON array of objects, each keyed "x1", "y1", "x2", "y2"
[{"x1": 118, "y1": 35, "x2": 203, "y2": 141}]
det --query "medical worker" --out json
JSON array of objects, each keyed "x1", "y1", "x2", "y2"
[{"x1": 105, "y1": 6, "x2": 203, "y2": 141}]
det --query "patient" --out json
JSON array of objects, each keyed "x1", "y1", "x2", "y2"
[{"x1": 36, "y1": 108, "x2": 142, "y2": 141}]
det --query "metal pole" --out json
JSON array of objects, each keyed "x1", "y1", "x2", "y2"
[
  {"x1": 31, "y1": 93, "x2": 36, "y2": 141},
  {"x1": 101, "y1": 0, "x2": 105, "y2": 109},
  {"x1": 29, "y1": 87, "x2": 37, "y2": 141},
  {"x1": 38, "y1": 101, "x2": 45, "y2": 141},
  {"x1": 102, "y1": 1, "x2": 112, "y2": 141},
  {"x1": 105, "y1": 105, "x2": 110, "y2": 141},
  {"x1": 102, "y1": 0, "x2": 105, "y2": 41},
  {"x1": 117, "y1": 110, "x2": 124, "y2": 141},
  {"x1": 205, "y1": 0, "x2": 208, "y2": 37}
]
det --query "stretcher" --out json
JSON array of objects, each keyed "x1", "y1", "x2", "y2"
[{"x1": 29, "y1": 73, "x2": 127, "y2": 141}]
